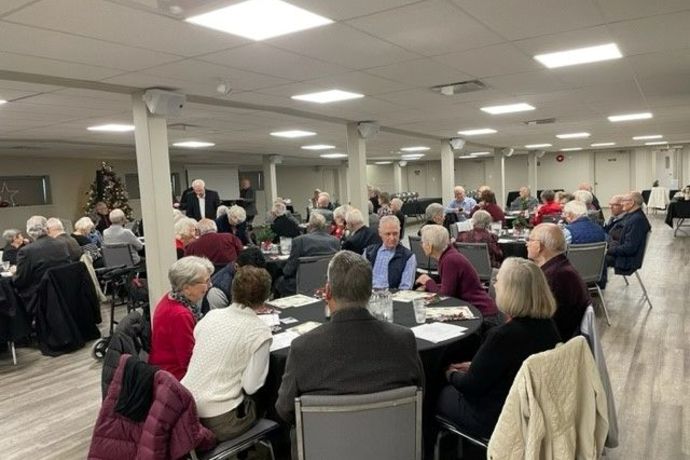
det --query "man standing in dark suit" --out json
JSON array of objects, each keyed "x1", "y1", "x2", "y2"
[
  {"x1": 184, "y1": 179, "x2": 221, "y2": 221},
  {"x1": 239, "y1": 178, "x2": 257, "y2": 224},
  {"x1": 341, "y1": 208, "x2": 381, "y2": 255},
  {"x1": 276, "y1": 250, "x2": 424, "y2": 424},
  {"x1": 275, "y1": 213, "x2": 340, "y2": 297}
]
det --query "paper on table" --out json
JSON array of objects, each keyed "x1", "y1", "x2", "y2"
[
  {"x1": 270, "y1": 331, "x2": 298, "y2": 351},
  {"x1": 258, "y1": 313, "x2": 280, "y2": 327},
  {"x1": 411, "y1": 322, "x2": 468, "y2": 343},
  {"x1": 426, "y1": 306, "x2": 476, "y2": 321},
  {"x1": 268, "y1": 294, "x2": 320, "y2": 309},
  {"x1": 391, "y1": 290, "x2": 429, "y2": 302},
  {"x1": 289, "y1": 321, "x2": 322, "y2": 336}
]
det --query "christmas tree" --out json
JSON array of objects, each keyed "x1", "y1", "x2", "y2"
[{"x1": 83, "y1": 162, "x2": 133, "y2": 220}]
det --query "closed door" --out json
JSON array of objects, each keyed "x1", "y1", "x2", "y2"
[{"x1": 594, "y1": 151, "x2": 630, "y2": 208}]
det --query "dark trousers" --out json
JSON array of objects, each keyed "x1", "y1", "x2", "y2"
[
  {"x1": 200, "y1": 397, "x2": 257, "y2": 442},
  {"x1": 437, "y1": 385, "x2": 493, "y2": 439}
]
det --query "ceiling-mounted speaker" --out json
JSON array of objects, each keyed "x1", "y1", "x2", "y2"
[
  {"x1": 399, "y1": 161, "x2": 408, "y2": 167},
  {"x1": 143, "y1": 89, "x2": 185, "y2": 116},
  {"x1": 357, "y1": 121, "x2": 380, "y2": 139},
  {"x1": 449, "y1": 138, "x2": 466, "y2": 150},
  {"x1": 535, "y1": 150, "x2": 547, "y2": 159},
  {"x1": 503, "y1": 148, "x2": 515, "y2": 157}
]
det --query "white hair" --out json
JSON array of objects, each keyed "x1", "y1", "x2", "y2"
[
  {"x1": 390, "y1": 198, "x2": 403, "y2": 212},
  {"x1": 573, "y1": 190, "x2": 593, "y2": 205},
  {"x1": 174, "y1": 217, "x2": 197, "y2": 239},
  {"x1": 345, "y1": 208, "x2": 364, "y2": 228},
  {"x1": 26, "y1": 215, "x2": 48, "y2": 239},
  {"x1": 564, "y1": 199, "x2": 588, "y2": 218},
  {"x1": 379, "y1": 215, "x2": 400, "y2": 229},
  {"x1": 272, "y1": 201, "x2": 287, "y2": 216},
  {"x1": 308, "y1": 212, "x2": 327, "y2": 231},
  {"x1": 173, "y1": 209, "x2": 184, "y2": 222},
  {"x1": 333, "y1": 205, "x2": 351, "y2": 221},
  {"x1": 191, "y1": 179, "x2": 205, "y2": 188},
  {"x1": 196, "y1": 219, "x2": 217, "y2": 235},
  {"x1": 74, "y1": 217, "x2": 95, "y2": 234},
  {"x1": 168, "y1": 256, "x2": 214, "y2": 292},
  {"x1": 421, "y1": 224, "x2": 450, "y2": 253},
  {"x1": 216, "y1": 205, "x2": 228, "y2": 218},
  {"x1": 471, "y1": 210, "x2": 492, "y2": 229},
  {"x1": 109, "y1": 209, "x2": 126, "y2": 225},
  {"x1": 227, "y1": 205, "x2": 246, "y2": 225},
  {"x1": 46, "y1": 217, "x2": 64, "y2": 233}
]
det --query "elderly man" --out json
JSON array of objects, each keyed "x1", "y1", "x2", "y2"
[
  {"x1": 562, "y1": 200, "x2": 606, "y2": 244},
  {"x1": 276, "y1": 250, "x2": 424, "y2": 424},
  {"x1": 2, "y1": 229, "x2": 28, "y2": 266},
  {"x1": 509, "y1": 186, "x2": 539, "y2": 211},
  {"x1": 604, "y1": 194, "x2": 626, "y2": 243},
  {"x1": 390, "y1": 198, "x2": 405, "y2": 238},
  {"x1": 103, "y1": 209, "x2": 144, "y2": 265},
  {"x1": 364, "y1": 215, "x2": 416, "y2": 290},
  {"x1": 578, "y1": 183, "x2": 601, "y2": 211},
  {"x1": 14, "y1": 216, "x2": 70, "y2": 305},
  {"x1": 270, "y1": 201, "x2": 301, "y2": 241},
  {"x1": 528, "y1": 223, "x2": 590, "y2": 339},
  {"x1": 184, "y1": 179, "x2": 221, "y2": 220},
  {"x1": 46, "y1": 218, "x2": 82, "y2": 261},
  {"x1": 276, "y1": 213, "x2": 340, "y2": 297},
  {"x1": 342, "y1": 208, "x2": 381, "y2": 255},
  {"x1": 184, "y1": 219, "x2": 243, "y2": 266},
  {"x1": 238, "y1": 177, "x2": 257, "y2": 224},
  {"x1": 312, "y1": 193, "x2": 334, "y2": 223},
  {"x1": 445, "y1": 186, "x2": 476, "y2": 218}
]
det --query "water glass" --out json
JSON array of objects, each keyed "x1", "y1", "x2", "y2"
[
  {"x1": 413, "y1": 298, "x2": 426, "y2": 324},
  {"x1": 368, "y1": 289, "x2": 393, "y2": 322},
  {"x1": 490, "y1": 222, "x2": 502, "y2": 235},
  {"x1": 279, "y1": 236, "x2": 292, "y2": 255}
]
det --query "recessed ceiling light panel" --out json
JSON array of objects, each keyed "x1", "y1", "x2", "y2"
[
  {"x1": 633, "y1": 135, "x2": 662, "y2": 140},
  {"x1": 185, "y1": 0, "x2": 333, "y2": 41},
  {"x1": 556, "y1": 132, "x2": 590, "y2": 139},
  {"x1": 270, "y1": 130, "x2": 316, "y2": 138},
  {"x1": 645, "y1": 141, "x2": 668, "y2": 146},
  {"x1": 400, "y1": 146, "x2": 430, "y2": 152},
  {"x1": 457, "y1": 128, "x2": 497, "y2": 136},
  {"x1": 591, "y1": 142, "x2": 616, "y2": 147},
  {"x1": 301, "y1": 144, "x2": 335, "y2": 150},
  {"x1": 534, "y1": 43, "x2": 622, "y2": 68},
  {"x1": 480, "y1": 103, "x2": 535, "y2": 115},
  {"x1": 87, "y1": 124, "x2": 135, "y2": 132},
  {"x1": 525, "y1": 143, "x2": 552, "y2": 148},
  {"x1": 320, "y1": 153, "x2": 347, "y2": 159},
  {"x1": 561, "y1": 147, "x2": 583, "y2": 151},
  {"x1": 608, "y1": 112, "x2": 652, "y2": 122},
  {"x1": 173, "y1": 141, "x2": 215, "y2": 148},
  {"x1": 374, "y1": 161, "x2": 393, "y2": 165},
  {"x1": 401, "y1": 153, "x2": 425, "y2": 160},
  {"x1": 292, "y1": 89, "x2": 364, "y2": 104},
  {"x1": 0, "y1": 99, "x2": 7, "y2": 105},
  {"x1": 470, "y1": 151, "x2": 491, "y2": 157},
  {"x1": 457, "y1": 155, "x2": 475, "y2": 159}
]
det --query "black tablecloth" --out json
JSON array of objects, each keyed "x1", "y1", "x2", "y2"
[
  {"x1": 665, "y1": 200, "x2": 690, "y2": 228},
  {"x1": 498, "y1": 235, "x2": 528, "y2": 259},
  {"x1": 402, "y1": 197, "x2": 443, "y2": 217},
  {"x1": 0, "y1": 276, "x2": 32, "y2": 344}
]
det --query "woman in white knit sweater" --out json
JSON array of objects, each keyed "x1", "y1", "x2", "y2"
[{"x1": 182, "y1": 266, "x2": 273, "y2": 441}]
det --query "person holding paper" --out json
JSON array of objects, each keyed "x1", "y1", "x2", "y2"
[{"x1": 437, "y1": 257, "x2": 561, "y2": 438}]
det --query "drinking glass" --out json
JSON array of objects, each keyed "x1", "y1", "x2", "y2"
[
  {"x1": 413, "y1": 298, "x2": 426, "y2": 324},
  {"x1": 279, "y1": 236, "x2": 292, "y2": 255},
  {"x1": 2, "y1": 261, "x2": 10, "y2": 272}
]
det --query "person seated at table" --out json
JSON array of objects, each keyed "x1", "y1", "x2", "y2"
[
  {"x1": 103, "y1": 209, "x2": 144, "y2": 265},
  {"x1": 456, "y1": 210, "x2": 503, "y2": 268},
  {"x1": 470, "y1": 190, "x2": 505, "y2": 224},
  {"x1": 174, "y1": 217, "x2": 197, "y2": 259},
  {"x1": 604, "y1": 194, "x2": 627, "y2": 244},
  {"x1": 437, "y1": 257, "x2": 561, "y2": 438},
  {"x1": 416, "y1": 225, "x2": 500, "y2": 322},
  {"x1": 329, "y1": 205, "x2": 350, "y2": 240},
  {"x1": 368, "y1": 185, "x2": 381, "y2": 214},
  {"x1": 46, "y1": 218, "x2": 82, "y2": 262},
  {"x1": 224, "y1": 205, "x2": 252, "y2": 246},
  {"x1": 71, "y1": 217, "x2": 103, "y2": 267},
  {"x1": 206, "y1": 247, "x2": 267, "y2": 310},
  {"x1": 149, "y1": 256, "x2": 214, "y2": 380},
  {"x1": 509, "y1": 186, "x2": 539, "y2": 212},
  {"x1": 573, "y1": 189, "x2": 596, "y2": 211},
  {"x1": 578, "y1": 182, "x2": 601, "y2": 210},
  {"x1": 275, "y1": 213, "x2": 340, "y2": 297},
  {"x1": 418, "y1": 203, "x2": 446, "y2": 236},
  {"x1": 602, "y1": 192, "x2": 650, "y2": 289},
  {"x1": 276, "y1": 250, "x2": 424, "y2": 424},
  {"x1": 528, "y1": 223, "x2": 590, "y2": 339},
  {"x1": 91, "y1": 201, "x2": 111, "y2": 234},
  {"x1": 377, "y1": 192, "x2": 393, "y2": 217},
  {"x1": 556, "y1": 191, "x2": 575, "y2": 207},
  {"x1": 2, "y1": 229, "x2": 27, "y2": 266},
  {"x1": 184, "y1": 219, "x2": 243, "y2": 268},
  {"x1": 311, "y1": 193, "x2": 334, "y2": 223},
  {"x1": 390, "y1": 198, "x2": 406, "y2": 238},
  {"x1": 445, "y1": 186, "x2": 476, "y2": 218},
  {"x1": 531, "y1": 189, "x2": 562, "y2": 225},
  {"x1": 14, "y1": 216, "x2": 71, "y2": 305},
  {"x1": 342, "y1": 208, "x2": 381, "y2": 255},
  {"x1": 270, "y1": 201, "x2": 301, "y2": 243},
  {"x1": 562, "y1": 200, "x2": 606, "y2": 245},
  {"x1": 182, "y1": 266, "x2": 273, "y2": 441},
  {"x1": 368, "y1": 200, "x2": 380, "y2": 232},
  {"x1": 364, "y1": 215, "x2": 416, "y2": 291}
]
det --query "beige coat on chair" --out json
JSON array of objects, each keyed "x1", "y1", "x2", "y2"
[{"x1": 488, "y1": 336, "x2": 609, "y2": 460}]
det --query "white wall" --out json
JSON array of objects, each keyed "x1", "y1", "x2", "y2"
[{"x1": 455, "y1": 159, "x2": 486, "y2": 190}]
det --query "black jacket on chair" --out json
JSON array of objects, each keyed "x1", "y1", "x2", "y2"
[
  {"x1": 183, "y1": 189, "x2": 221, "y2": 220},
  {"x1": 101, "y1": 311, "x2": 151, "y2": 398},
  {"x1": 271, "y1": 214, "x2": 302, "y2": 242},
  {"x1": 14, "y1": 235, "x2": 71, "y2": 305}
]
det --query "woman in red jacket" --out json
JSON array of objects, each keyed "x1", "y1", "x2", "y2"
[
  {"x1": 149, "y1": 256, "x2": 214, "y2": 380},
  {"x1": 532, "y1": 189, "x2": 562, "y2": 225}
]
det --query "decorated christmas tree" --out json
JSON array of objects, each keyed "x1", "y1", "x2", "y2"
[{"x1": 83, "y1": 162, "x2": 133, "y2": 220}]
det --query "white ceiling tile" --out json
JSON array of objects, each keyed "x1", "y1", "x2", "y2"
[
  {"x1": 595, "y1": 0, "x2": 690, "y2": 22},
  {"x1": 256, "y1": 71, "x2": 410, "y2": 99},
  {"x1": 0, "y1": 0, "x2": 35, "y2": 16},
  {"x1": 0, "y1": 51, "x2": 123, "y2": 80},
  {"x1": 550, "y1": 60, "x2": 636, "y2": 88},
  {"x1": 608, "y1": 11, "x2": 690, "y2": 56},
  {"x1": 433, "y1": 43, "x2": 540, "y2": 78},
  {"x1": 637, "y1": 73, "x2": 690, "y2": 107},
  {"x1": 288, "y1": 0, "x2": 422, "y2": 21},
  {"x1": 102, "y1": 72, "x2": 217, "y2": 96},
  {"x1": 512, "y1": 25, "x2": 615, "y2": 57},
  {"x1": 626, "y1": 50, "x2": 690, "y2": 80},
  {"x1": 452, "y1": 0, "x2": 605, "y2": 41},
  {"x1": 483, "y1": 71, "x2": 571, "y2": 96},
  {"x1": 365, "y1": 58, "x2": 472, "y2": 88},
  {"x1": 347, "y1": 0, "x2": 504, "y2": 56}
]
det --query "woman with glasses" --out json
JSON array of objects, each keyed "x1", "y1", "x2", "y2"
[{"x1": 149, "y1": 256, "x2": 214, "y2": 380}]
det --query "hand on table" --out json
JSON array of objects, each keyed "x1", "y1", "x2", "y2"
[{"x1": 416, "y1": 274, "x2": 431, "y2": 286}]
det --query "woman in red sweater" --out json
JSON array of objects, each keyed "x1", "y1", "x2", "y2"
[
  {"x1": 149, "y1": 256, "x2": 214, "y2": 380},
  {"x1": 532, "y1": 189, "x2": 562, "y2": 225}
]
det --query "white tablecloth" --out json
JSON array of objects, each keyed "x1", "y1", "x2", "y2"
[{"x1": 648, "y1": 187, "x2": 670, "y2": 209}]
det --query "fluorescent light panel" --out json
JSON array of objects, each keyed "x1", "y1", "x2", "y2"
[
  {"x1": 633, "y1": 135, "x2": 662, "y2": 140},
  {"x1": 400, "y1": 146, "x2": 430, "y2": 152},
  {"x1": 525, "y1": 143, "x2": 552, "y2": 148},
  {"x1": 561, "y1": 147, "x2": 583, "y2": 151},
  {"x1": 173, "y1": 141, "x2": 215, "y2": 148},
  {"x1": 645, "y1": 141, "x2": 668, "y2": 146},
  {"x1": 0, "y1": 99, "x2": 7, "y2": 105},
  {"x1": 401, "y1": 154, "x2": 425, "y2": 160},
  {"x1": 457, "y1": 128, "x2": 497, "y2": 136},
  {"x1": 270, "y1": 130, "x2": 316, "y2": 138},
  {"x1": 470, "y1": 151, "x2": 491, "y2": 157},
  {"x1": 87, "y1": 124, "x2": 135, "y2": 132},
  {"x1": 301, "y1": 144, "x2": 334, "y2": 150},
  {"x1": 591, "y1": 142, "x2": 616, "y2": 147},
  {"x1": 608, "y1": 112, "x2": 652, "y2": 122},
  {"x1": 292, "y1": 89, "x2": 363, "y2": 104},
  {"x1": 480, "y1": 103, "x2": 535, "y2": 115},
  {"x1": 185, "y1": 0, "x2": 333, "y2": 41},
  {"x1": 320, "y1": 153, "x2": 347, "y2": 159},
  {"x1": 457, "y1": 155, "x2": 475, "y2": 159},
  {"x1": 374, "y1": 161, "x2": 392, "y2": 165},
  {"x1": 556, "y1": 132, "x2": 590, "y2": 139},
  {"x1": 534, "y1": 43, "x2": 622, "y2": 68}
]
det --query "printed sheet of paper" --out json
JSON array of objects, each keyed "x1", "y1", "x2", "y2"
[
  {"x1": 270, "y1": 331, "x2": 299, "y2": 351},
  {"x1": 258, "y1": 313, "x2": 280, "y2": 327},
  {"x1": 425, "y1": 306, "x2": 476, "y2": 321},
  {"x1": 268, "y1": 294, "x2": 320, "y2": 309},
  {"x1": 391, "y1": 290, "x2": 429, "y2": 302},
  {"x1": 411, "y1": 322, "x2": 468, "y2": 343},
  {"x1": 288, "y1": 321, "x2": 322, "y2": 336}
]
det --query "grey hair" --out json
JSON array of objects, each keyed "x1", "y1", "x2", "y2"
[
  {"x1": 327, "y1": 250, "x2": 372, "y2": 309},
  {"x1": 564, "y1": 200, "x2": 587, "y2": 218},
  {"x1": 191, "y1": 179, "x2": 205, "y2": 188},
  {"x1": 2, "y1": 229, "x2": 21, "y2": 243},
  {"x1": 308, "y1": 212, "x2": 327, "y2": 231},
  {"x1": 318, "y1": 191, "x2": 331, "y2": 201},
  {"x1": 532, "y1": 223, "x2": 566, "y2": 254},
  {"x1": 227, "y1": 205, "x2": 246, "y2": 225},
  {"x1": 453, "y1": 186, "x2": 465, "y2": 194},
  {"x1": 168, "y1": 256, "x2": 214, "y2": 292},
  {"x1": 425, "y1": 203, "x2": 444, "y2": 220},
  {"x1": 379, "y1": 214, "x2": 400, "y2": 229},
  {"x1": 174, "y1": 217, "x2": 197, "y2": 239},
  {"x1": 629, "y1": 191, "x2": 644, "y2": 206},
  {"x1": 196, "y1": 218, "x2": 217, "y2": 235},
  {"x1": 333, "y1": 205, "x2": 351, "y2": 221},
  {"x1": 173, "y1": 209, "x2": 184, "y2": 222},
  {"x1": 345, "y1": 208, "x2": 364, "y2": 227},
  {"x1": 216, "y1": 205, "x2": 228, "y2": 218},
  {"x1": 317, "y1": 194, "x2": 330, "y2": 208},
  {"x1": 109, "y1": 209, "x2": 126, "y2": 225},
  {"x1": 74, "y1": 217, "x2": 95, "y2": 234},
  {"x1": 471, "y1": 210, "x2": 493, "y2": 229},
  {"x1": 390, "y1": 198, "x2": 403, "y2": 212},
  {"x1": 46, "y1": 217, "x2": 64, "y2": 233},
  {"x1": 421, "y1": 224, "x2": 449, "y2": 253},
  {"x1": 272, "y1": 201, "x2": 287, "y2": 216},
  {"x1": 26, "y1": 215, "x2": 48, "y2": 239},
  {"x1": 573, "y1": 190, "x2": 593, "y2": 205}
]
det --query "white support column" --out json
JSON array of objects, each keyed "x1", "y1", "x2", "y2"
[
  {"x1": 440, "y1": 140, "x2": 455, "y2": 205},
  {"x1": 493, "y1": 148, "x2": 506, "y2": 208},
  {"x1": 131, "y1": 93, "x2": 176, "y2": 309},
  {"x1": 393, "y1": 162, "x2": 403, "y2": 193},
  {"x1": 527, "y1": 151, "x2": 538, "y2": 194},
  {"x1": 337, "y1": 163, "x2": 349, "y2": 204},
  {"x1": 346, "y1": 123, "x2": 369, "y2": 225},
  {"x1": 263, "y1": 155, "x2": 278, "y2": 210}
]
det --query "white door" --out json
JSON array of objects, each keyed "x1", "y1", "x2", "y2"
[
  {"x1": 594, "y1": 151, "x2": 630, "y2": 208},
  {"x1": 655, "y1": 149, "x2": 677, "y2": 188}
]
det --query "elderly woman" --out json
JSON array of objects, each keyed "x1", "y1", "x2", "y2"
[
  {"x1": 149, "y1": 256, "x2": 214, "y2": 380},
  {"x1": 437, "y1": 257, "x2": 561, "y2": 438},
  {"x1": 329, "y1": 205, "x2": 350, "y2": 240},
  {"x1": 218, "y1": 205, "x2": 251, "y2": 246},
  {"x1": 416, "y1": 225, "x2": 499, "y2": 320},
  {"x1": 72, "y1": 217, "x2": 103, "y2": 267},
  {"x1": 270, "y1": 201, "x2": 301, "y2": 242},
  {"x1": 182, "y1": 266, "x2": 273, "y2": 440},
  {"x1": 532, "y1": 189, "x2": 562, "y2": 225},
  {"x1": 418, "y1": 202, "x2": 446, "y2": 236},
  {"x1": 175, "y1": 217, "x2": 198, "y2": 259},
  {"x1": 2, "y1": 229, "x2": 27, "y2": 266},
  {"x1": 390, "y1": 198, "x2": 405, "y2": 238},
  {"x1": 92, "y1": 201, "x2": 111, "y2": 234},
  {"x1": 456, "y1": 210, "x2": 503, "y2": 268},
  {"x1": 470, "y1": 190, "x2": 505, "y2": 224}
]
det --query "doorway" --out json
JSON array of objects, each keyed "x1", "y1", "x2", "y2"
[{"x1": 594, "y1": 151, "x2": 630, "y2": 208}]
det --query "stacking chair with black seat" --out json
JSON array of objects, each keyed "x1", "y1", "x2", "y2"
[
  {"x1": 434, "y1": 415, "x2": 489, "y2": 460},
  {"x1": 408, "y1": 235, "x2": 437, "y2": 275},
  {"x1": 295, "y1": 386, "x2": 423, "y2": 460},
  {"x1": 566, "y1": 242, "x2": 611, "y2": 325},
  {"x1": 621, "y1": 232, "x2": 653, "y2": 309},
  {"x1": 541, "y1": 214, "x2": 561, "y2": 224},
  {"x1": 295, "y1": 254, "x2": 334, "y2": 296},
  {"x1": 190, "y1": 419, "x2": 279, "y2": 460},
  {"x1": 453, "y1": 242, "x2": 492, "y2": 284}
]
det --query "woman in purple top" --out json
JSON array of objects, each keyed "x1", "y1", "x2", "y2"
[
  {"x1": 456, "y1": 210, "x2": 503, "y2": 268},
  {"x1": 416, "y1": 224, "x2": 499, "y2": 322},
  {"x1": 470, "y1": 190, "x2": 505, "y2": 224}
]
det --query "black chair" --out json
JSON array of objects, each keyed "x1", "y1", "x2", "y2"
[
  {"x1": 408, "y1": 235, "x2": 437, "y2": 274},
  {"x1": 566, "y1": 242, "x2": 611, "y2": 325},
  {"x1": 295, "y1": 255, "x2": 334, "y2": 296},
  {"x1": 454, "y1": 242, "x2": 492, "y2": 283},
  {"x1": 190, "y1": 419, "x2": 279, "y2": 460},
  {"x1": 434, "y1": 415, "x2": 489, "y2": 460},
  {"x1": 620, "y1": 232, "x2": 653, "y2": 309}
]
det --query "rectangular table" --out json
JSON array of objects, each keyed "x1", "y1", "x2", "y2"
[{"x1": 664, "y1": 200, "x2": 690, "y2": 236}]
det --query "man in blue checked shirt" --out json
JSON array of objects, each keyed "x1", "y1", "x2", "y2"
[
  {"x1": 445, "y1": 186, "x2": 477, "y2": 218},
  {"x1": 363, "y1": 216, "x2": 417, "y2": 290}
]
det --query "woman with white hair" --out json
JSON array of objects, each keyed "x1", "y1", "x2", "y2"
[
  {"x1": 149, "y1": 256, "x2": 214, "y2": 380},
  {"x1": 456, "y1": 210, "x2": 503, "y2": 268},
  {"x1": 175, "y1": 217, "x2": 198, "y2": 259},
  {"x1": 72, "y1": 217, "x2": 103, "y2": 267},
  {"x1": 2, "y1": 229, "x2": 27, "y2": 266},
  {"x1": 217, "y1": 205, "x2": 251, "y2": 246},
  {"x1": 329, "y1": 205, "x2": 350, "y2": 240}
]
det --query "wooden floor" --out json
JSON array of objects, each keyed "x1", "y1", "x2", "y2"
[{"x1": 1, "y1": 216, "x2": 688, "y2": 459}]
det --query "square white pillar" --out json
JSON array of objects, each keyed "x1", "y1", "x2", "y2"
[
  {"x1": 263, "y1": 155, "x2": 278, "y2": 211},
  {"x1": 493, "y1": 148, "x2": 506, "y2": 208},
  {"x1": 393, "y1": 162, "x2": 403, "y2": 193},
  {"x1": 441, "y1": 141, "x2": 455, "y2": 205},
  {"x1": 346, "y1": 123, "x2": 369, "y2": 226},
  {"x1": 528, "y1": 151, "x2": 538, "y2": 194}
]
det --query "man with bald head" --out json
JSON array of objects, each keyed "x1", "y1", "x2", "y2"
[
  {"x1": 527, "y1": 223, "x2": 589, "y2": 339},
  {"x1": 445, "y1": 186, "x2": 476, "y2": 218}
]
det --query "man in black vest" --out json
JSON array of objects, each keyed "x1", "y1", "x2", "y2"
[{"x1": 364, "y1": 215, "x2": 416, "y2": 290}]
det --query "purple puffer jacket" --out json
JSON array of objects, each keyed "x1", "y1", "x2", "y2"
[{"x1": 88, "y1": 354, "x2": 216, "y2": 460}]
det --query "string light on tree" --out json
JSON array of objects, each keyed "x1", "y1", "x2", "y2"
[{"x1": 83, "y1": 162, "x2": 133, "y2": 220}]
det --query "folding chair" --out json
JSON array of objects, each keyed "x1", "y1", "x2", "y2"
[
  {"x1": 408, "y1": 235, "x2": 437, "y2": 275},
  {"x1": 434, "y1": 415, "x2": 489, "y2": 460},
  {"x1": 621, "y1": 232, "x2": 653, "y2": 309},
  {"x1": 566, "y1": 241, "x2": 611, "y2": 325},
  {"x1": 295, "y1": 254, "x2": 334, "y2": 296},
  {"x1": 453, "y1": 242, "x2": 492, "y2": 284},
  {"x1": 295, "y1": 386, "x2": 423, "y2": 460},
  {"x1": 190, "y1": 418, "x2": 279, "y2": 460}
]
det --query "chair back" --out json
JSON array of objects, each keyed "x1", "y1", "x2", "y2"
[
  {"x1": 295, "y1": 386, "x2": 422, "y2": 460},
  {"x1": 408, "y1": 235, "x2": 434, "y2": 271},
  {"x1": 541, "y1": 214, "x2": 560, "y2": 224},
  {"x1": 296, "y1": 254, "x2": 334, "y2": 295},
  {"x1": 566, "y1": 242, "x2": 607, "y2": 284},
  {"x1": 102, "y1": 243, "x2": 135, "y2": 268},
  {"x1": 453, "y1": 242, "x2": 492, "y2": 282},
  {"x1": 59, "y1": 218, "x2": 73, "y2": 234}
]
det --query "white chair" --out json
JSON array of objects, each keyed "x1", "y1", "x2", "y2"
[
  {"x1": 296, "y1": 255, "x2": 334, "y2": 296},
  {"x1": 566, "y1": 242, "x2": 611, "y2": 325},
  {"x1": 295, "y1": 386, "x2": 423, "y2": 460}
]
